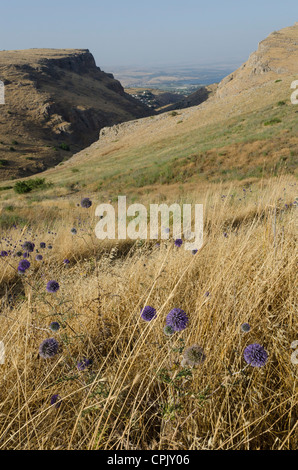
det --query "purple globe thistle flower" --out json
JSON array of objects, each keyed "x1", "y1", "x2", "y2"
[
  {"x1": 80, "y1": 197, "x2": 92, "y2": 208},
  {"x1": 77, "y1": 358, "x2": 92, "y2": 371},
  {"x1": 49, "y1": 321, "x2": 60, "y2": 332},
  {"x1": 46, "y1": 280, "x2": 60, "y2": 293},
  {"x1": 39, "y1": 338, "x2": 59, "y2": 359},
  {"x1": 0, "y1": 250, "x2": 8, "y2": 257},
  {"x1": 182, "y1": 345, "x2": 206, "y2": 367},
  {"x1": 35, "y1": 254, "x2": 43, "y2": 261},
  {"x1": 192, "y1": 249, "x2": 198, "y2": 255},
  {"x1": 50, "y1": 394, "x2": 62, "y2": 408},
  {"x1": 23, "y1": 252, "x2": 29, "y2": 258},
  {"x1": 40, "y1": 242, "x2": 46, "y2": 248},
  {"x1": 166, "y1": 308, "x2": 189, "y2": 332},
  {"x1": 48, "y1": 245, "x2": 53, "y2": 250},
  {"x1": 63, "y1": 259, "x2": 70, "y2": 264},
  {"x1": 22, "y1": 241, "x2": 35, "y2": 252},
  {"x1": 241, "y1": 323, "x2": 251, "y2": 333},
  {"x1": 18, "y1": 259, "x2": 30, "y2": 271},
  {"x1": 16, "y1": 251, "x2": 23, "y2": 257},
  {"x1": 141, "y1": 306, "x2": 157, "y2": 322},
  {"x1": 70, "y1": 228, "x2": 77, "y2": 235},
  {"x1": 174, "y1": 238, "x2": 183, "y2": 247},
  {"x1": 243, "y1": 343, "x2": 268, "y2": 367}
]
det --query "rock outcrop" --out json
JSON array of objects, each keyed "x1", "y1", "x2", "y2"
[
  {"x1": 0, "y1": 49, "x2": 153, "y2": 179},
  {"x1": 217, "y1": 23, "x2": 298, "y2": 98}
]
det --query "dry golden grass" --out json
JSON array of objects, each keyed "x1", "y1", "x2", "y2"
[{"x1": 0, "y1": 175, "x2": 297, "y2": 450}]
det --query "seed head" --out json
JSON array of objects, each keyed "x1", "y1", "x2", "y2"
[
  {"x1": 80, "y1": 198, "x2": 92, "y2": 208},
  {"x1": 182, "y1": 345, "x2": 206, "y2": 367},
  {"x1": 39, "y1": 338, "x2": 59, "y2": 359}
]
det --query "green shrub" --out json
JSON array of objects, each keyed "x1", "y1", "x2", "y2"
[
  {"x1": 59, "y1": 142, "x2": 70, "y2": 151},
  {"x1": 264, "y1": 118, "x2": 282, "y2": 126},
  {"x1": 13, "y1": 178, "x2": 52, "y2": 194},
  {"x1": 4, "y1": 205, "x2": 15, "y2": 212}
]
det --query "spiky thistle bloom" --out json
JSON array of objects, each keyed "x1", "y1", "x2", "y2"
[
  {"x1": 192, "y1": 249, "x2": 198, "y2": 255},
  {"x1": 80, "y1": 197, "x2": 92, "y2": 208},
  {"x1": 39, "y1": 338, "x2": 59, "y2": 359},
  {"x1": 63, "y1": 259, "x2": 70, "y2": 264},
  {"x1": 49, "y1": 321, "x2": 60, "y2": 332},
  {"x1": 35, "y1": 254, "x2": 43, "y2": 261},
  {"x1": 18, "y1": 259, "x2": 30, "y2": 271},
  {"x1": 22, "y1": 241, "x2": 35, "y2": 252},
  {"x1": 182, "y1": 345, "x2": 206, "y2": 367},
  {"x1": 46, "y1": 280, "x2": 60, "y2": 293},
  {"x1": 77, "y1": 358, "x2": 92, "y2": 371},
  {"x1": 174, "y1": 238, "x2": 183, "y2": 247},
  {"x1": 241, "y1": 323, "x2": 250, "y2": 333},
  {"x1": 243, "y1": 343, "x2": 268, "y2": 367},
  {"x1": 70, "y1": 228, "x2": 77, "y2": 235},
  {"x1": 50, "y1": 394, "x2": 62, "y2": 408},
  {"x1": 163, "y1": 325, "x2": 175, "y2": 336},
  {"x1": 141, "y1": 306, "x2": 157, "y2": 322},
  {"x1": 0, "y1": 250, "x2": 8, "y2": 257},
  {"x1": 40, "y1": 242, "x2": 46, "y2": 248},
  {"x1": 166, "y1": 308, "x2": 189, "y2": 332}
]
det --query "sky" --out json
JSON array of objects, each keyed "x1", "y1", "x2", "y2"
[{"x1": 0, "y1": 0, "x2": 297, "y2": 70}]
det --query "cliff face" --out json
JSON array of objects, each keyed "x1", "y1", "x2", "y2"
[
  {"x1": 217, "y1": 23, "x2": 298, "y2": 98},
  {"x1": 0, "y1": 49, "x2": 153, "y2": 180}
]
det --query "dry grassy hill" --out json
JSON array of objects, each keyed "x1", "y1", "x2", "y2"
[{"x1": 0, "y1": 49, "x2": 153, "y2": 181}]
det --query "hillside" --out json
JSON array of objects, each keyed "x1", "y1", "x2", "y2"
[
  {"x1": 3, "y1": 23, "x2": 292, "y2": 204},
  {"x1": 0, "y1": 49, "x2": 153, "y2": 181},
  {"x1": 157, "y1": 83, "x2": 218, "y2": 112}
]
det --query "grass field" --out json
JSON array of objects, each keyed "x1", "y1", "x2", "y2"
[{"x1": 0, "y1": 173, "x2": 297, "y2": 449}]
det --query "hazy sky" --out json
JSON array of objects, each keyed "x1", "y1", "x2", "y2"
[{"x1": 0, "y1": 0, "x2": 297, "y2": 70}]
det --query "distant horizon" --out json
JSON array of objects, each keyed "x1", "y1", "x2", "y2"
[
  {"x1": 0, "y1": 0, "x2": 297, "y2": 69},
  {"x1": 100, "y1": 60, "x2": 244, "y2": 70}
]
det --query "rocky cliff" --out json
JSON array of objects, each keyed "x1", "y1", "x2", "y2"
[
  {"x1": 217, "y1": 23, "x2": 298, "y2": 98},
  {"x1": 0, "y1": 49, "x2": 153, "y2": 180}
]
